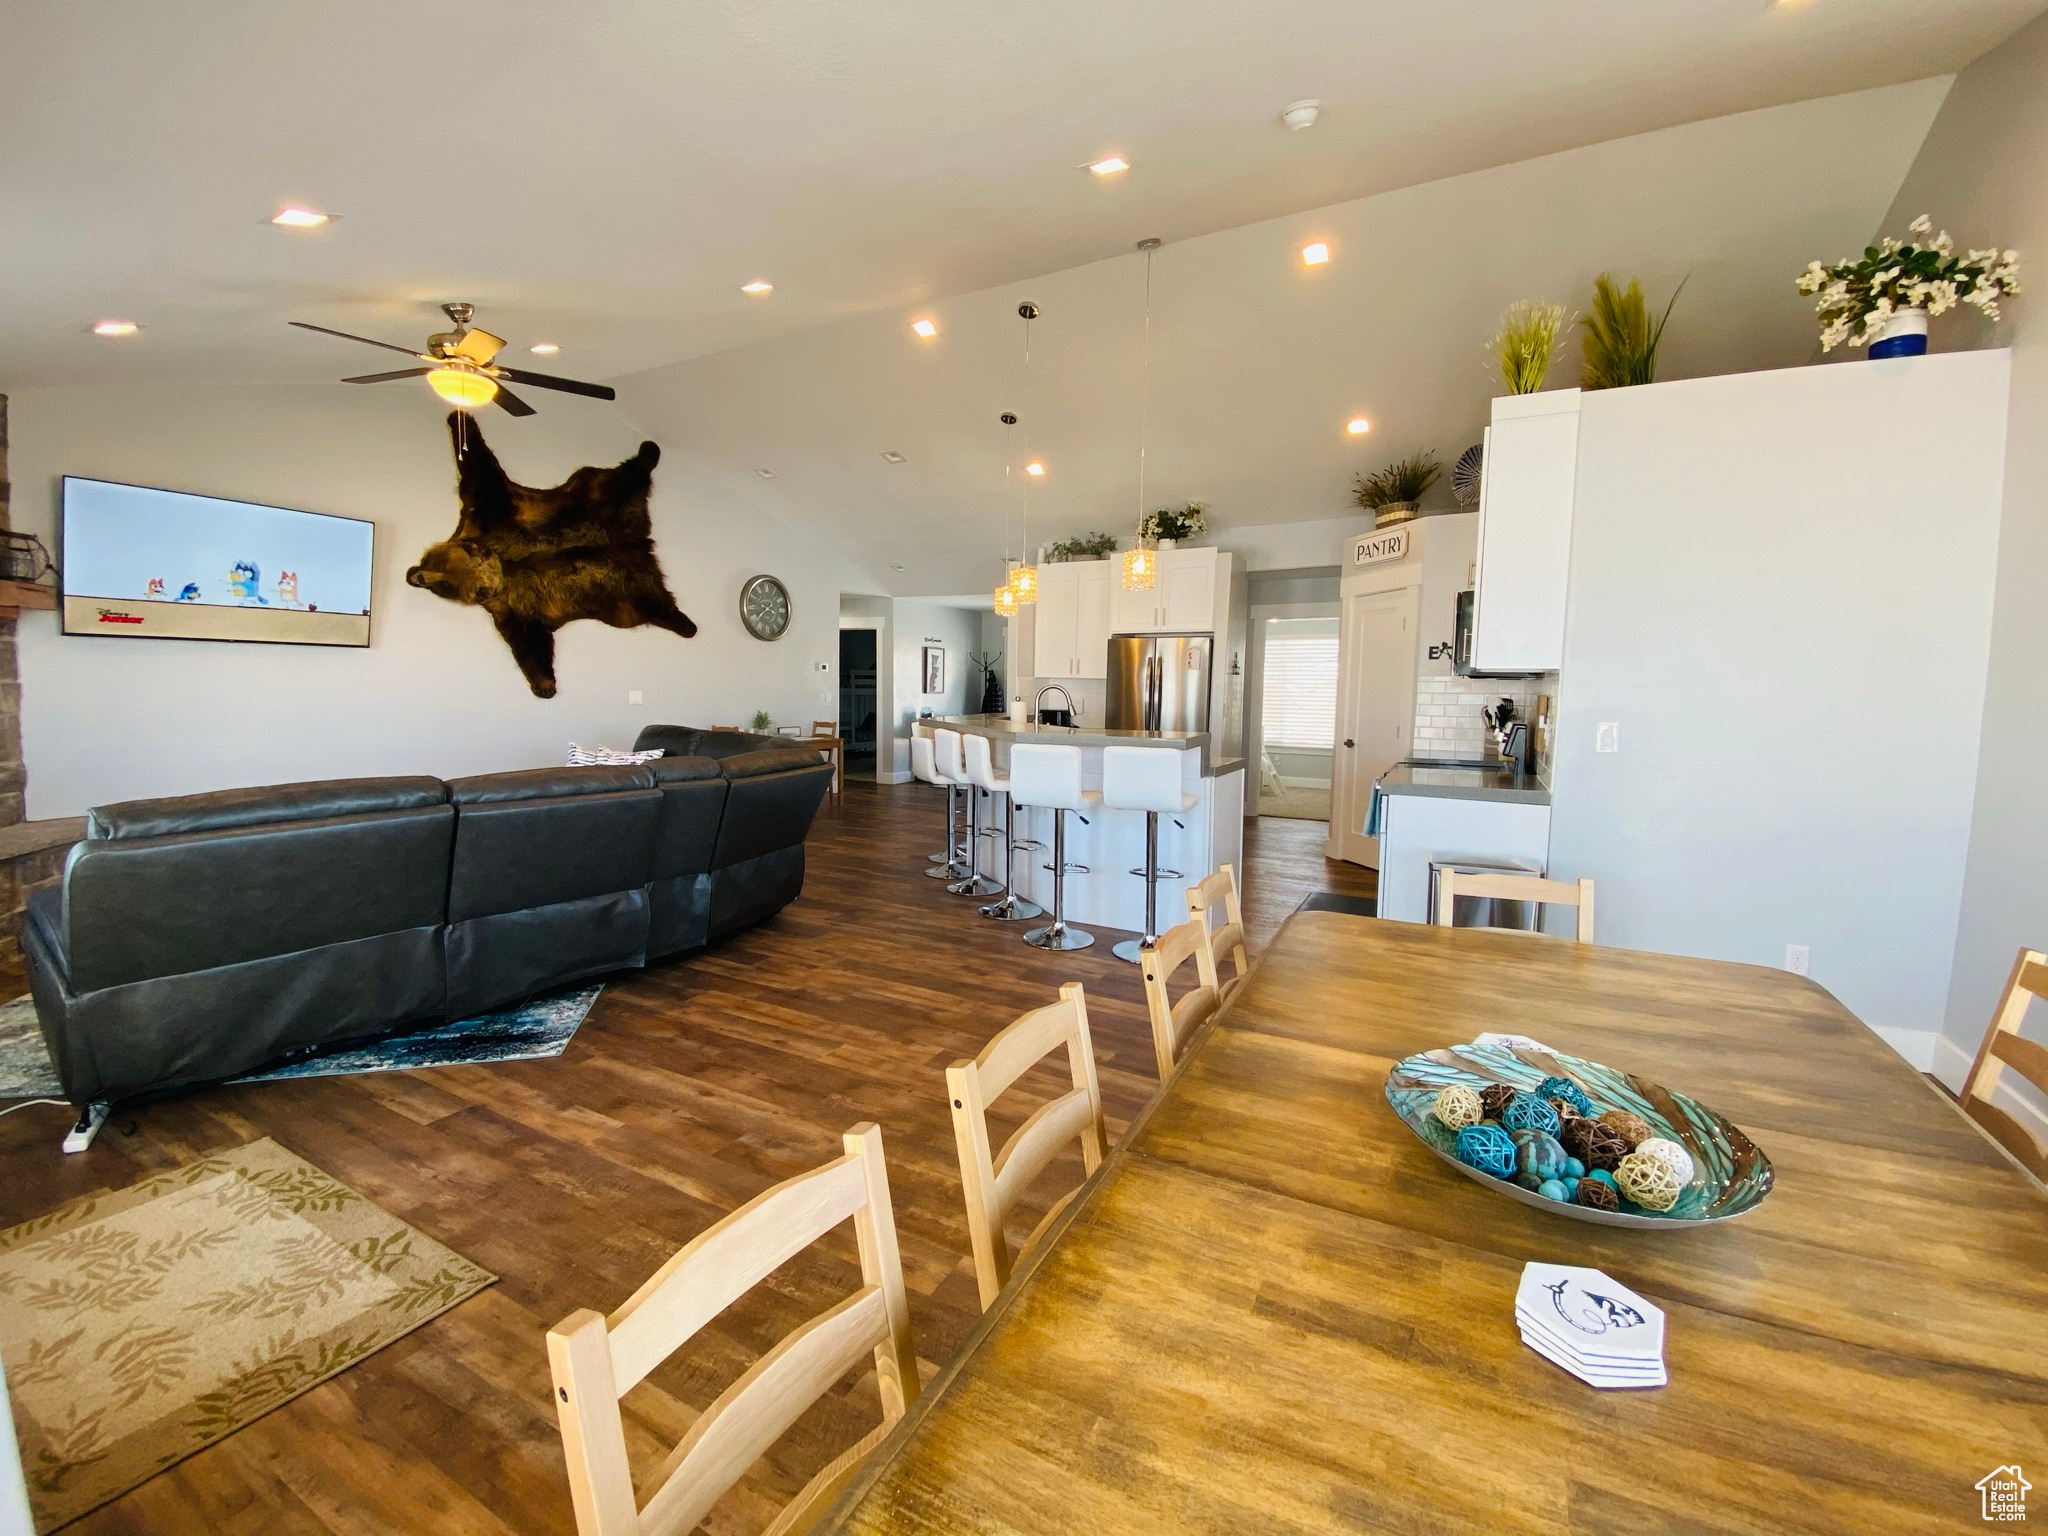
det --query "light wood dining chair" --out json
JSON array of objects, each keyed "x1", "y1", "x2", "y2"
[
  {"x1": 1434, "y1": 869, "x2": 1596, "y2": 942},
  {"x1": 1957, "y1": 947, "x2": 2048, "y2": 1184},
  {"x1": 1141, "y1": 919, "x2": 1221, "y2": 1081},
  {"x1": 948, "y1": 982, "x2": 1109, "y2": 1310},
  {"x1": 811, "y1": 719, "x2": 836, "y2": 738},
  {"x1": 1186, "y1": 864, "x2": 1251, "y2": 1002},
  {"x1": 546, "y1": 1123, "x2": 919, "y2": 1536}
]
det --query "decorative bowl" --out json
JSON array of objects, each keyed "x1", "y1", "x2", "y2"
[{"x1": 1384, "y1": 1042, "x2": 1773, "y2": 1229}]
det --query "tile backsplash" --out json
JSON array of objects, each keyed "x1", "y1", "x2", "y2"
[{"x1": 1412, "y1": 675, "x2": 1552, "y2": 763}]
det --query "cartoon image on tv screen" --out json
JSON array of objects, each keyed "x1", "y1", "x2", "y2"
[{"x1": 406, "y1": 413, "x2": 696, "y2": 698}]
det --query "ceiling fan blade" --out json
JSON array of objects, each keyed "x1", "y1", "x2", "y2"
[
  {"x1": 289, "y1": 320, "x2": 424, "y2": 357},
  {"x1": 453, "y1": 328, "x2": 506, "y2": 365},
  {"x1": 341, "y1": 367, "x2": 433, "y2": 384},
  {"x1": 491, "y1": 384, "x2": 536, "y2": 417},
  {"x1": 494, "y1": 367, "x2": 617, "y2": 401}
]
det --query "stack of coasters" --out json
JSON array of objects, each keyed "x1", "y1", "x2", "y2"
[{"x1": 1516, "y1": 1262, "x2": 1666, "y2": 1389}]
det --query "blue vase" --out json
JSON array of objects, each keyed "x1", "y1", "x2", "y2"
[{"x1": 1868, "y1": 308, "x2": 1929, "y2": 359}]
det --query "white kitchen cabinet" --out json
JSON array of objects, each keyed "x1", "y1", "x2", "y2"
[
  {"x1": 1113, "y1": 547, "x2": 1219, "y2": 633},
  {"x1": 1471, "y1": 389, "x2": 1581, "y2": 673},
  {"x1": 1029, "y1": 560, "x2": 1114, "y2": 678}
]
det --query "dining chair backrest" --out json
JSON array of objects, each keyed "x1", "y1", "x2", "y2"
[
  {"x1": 1186, "y1": 864, "x2": 1250, "y2": 1000},
  {"x1": 932, "y1": 728, "x2": 966, "y2": 784},
  {"x1": 1958, "y1": 947, "x2": 2048, "y2": 1184},
  {"x1": 963, "y1": 732, "x2": 1003, "y2": 792},
  {"x1": 1434, "y1": 869, "x2": 1596, "y2": 943},
  {"x1": 1140, "y1": 919, "x2": 1220, "y2": 1081},
  {"x1": 546, "y1": 1123, "x2": 919, "y2": 1536},
  {"x1": 911, "y1": 733, "x2": 940, "y2": 787},
  {"x1": 948, "y1": 982, "x2": 1108, "y2": 1310},
  {"x1": 812, "y1": 719, "x2": 835, "y2": 738},
  {"x1": 1007, "y1": 743, "x2": 1087, "y2": 812}
]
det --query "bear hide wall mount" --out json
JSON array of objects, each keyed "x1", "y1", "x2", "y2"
[{"x1": 407, "y1": 413, "x2": 697, "y2": 697}]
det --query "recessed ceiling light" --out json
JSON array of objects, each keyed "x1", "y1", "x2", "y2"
[
  {"x1": 1086, "y1": 156, "x2": 1130, "y2": 176},
  {"x1": 1280, "y1": 100, "x2": 1321, "y2": 131},
  {"x1": 1301, "y1": 241, "x2": 1331, "y2": 267},
  {"x1": 92, "y1": 320, "x2": 139, "y2": 337},
  {"x1": 270, "y1": 207, "x2": 333, "y2": 228},
  {"x1": 910, "y1": 317, "x2": 938, "y2": 338},
  {"x1": 528, "y1": 342, "x2": 559, "y2": 355},
  {"x1": 1024, "y1": 461, "x2": 1045, "y2": 477},
  {"x1": 881, "y1": 451, "x2": 908, "y2": 464},
  {"x1": 1346, "y1": 417, "x2": 1372, "y2": 435},
  {"x1": 756, "y1": 468, "x2": 777, "y2": 478},
  {"x1": 741, "y1": 280, "x2": 774, "y2": 295}
]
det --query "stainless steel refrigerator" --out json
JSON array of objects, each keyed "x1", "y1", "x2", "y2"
[{"x1": 1106, "y1": 633, "x2": 1213, "y2": 733}]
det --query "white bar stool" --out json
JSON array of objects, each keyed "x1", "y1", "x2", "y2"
[
  {"x1": 1101, "y1": 746, "x2": 1199, "y2": 963},
  {"x1": 963, "y1": 733, "x2": 1042, "y2": 922},
  {"x1": 935, "y1": 729, "x2": 1000, "y2": 897},
  {"x1": 915, "y1": 732, "x2": 968, "y2": 880},
  {"x1": 1008, "y1": 743, "x2": 1101, "y2": 951}
]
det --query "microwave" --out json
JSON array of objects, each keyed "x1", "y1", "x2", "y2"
[{"x1": 1454, "y1": 590, "x2": 1546, "y2": 680}]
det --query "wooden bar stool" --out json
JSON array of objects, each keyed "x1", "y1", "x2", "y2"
[
  {"x1": 935, "y1": 729, "x2": 1000, "y2": 898},
  {"x1": 947, "y1": 982, "x2": 1108, "y2": 1309},
  {"x1": 1140, "y1": 917, "x2": 1220, "y2": 1080},
  {"x1": 911, "y1": 733, "x2": 966, "y2": 879},
  {"x1": 1187, "y1": 863, "x2": 1252, "y2": 1002},
  {"x1": 1958, "y1": 946, "x2": 2048, "y2": 1185},
  {"x1": 1102, "y1": 745, "x2": 1197, "y2": 964},
  {"x1": 963, "y1": 732, "x2": 1042, "y2": 922},
  {"x1": 546, "y1": 1123, "x2": 919, "y2": 1536},
  {"x1": 1008, "y1": 743, "x2": 1101, "y2": 951}
]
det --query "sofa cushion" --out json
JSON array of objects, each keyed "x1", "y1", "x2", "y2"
[
  {"x1": 87, "y1": 776, "x2": 448, "y2": 841},
  {"x1": 720, "y1": 747, "x2": 831, "y2": 780},
  {"x1": 649, "y1": 755, "x2": 723, "y2": 784},
  {"x1": 632, "y1": 725, "x2": 777, "y2": 761},
  {"x1": 448, "y1": 764, "x2": 658, "y2": 805},
  {"x1": 446, "y1": 773, "x2": 660, "y2": 922},
  {"x1": 24, "y1": 885, "x2": 62, "y2": 977}
]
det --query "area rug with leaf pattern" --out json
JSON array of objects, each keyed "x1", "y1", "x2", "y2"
[{"x1": 0, "y1": 1138, "x2": 494, "y2": 1531}]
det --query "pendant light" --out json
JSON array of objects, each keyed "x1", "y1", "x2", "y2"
[
  {"x1": 1008, "y1": 302, "x2": 1040, "y2": 606},
  {"x1": 1123, "y1": 239, "x2": 1162, "y2": 592},
  {"x1": 993, "y1": 412, "x2": 1020, "y2": 616}
]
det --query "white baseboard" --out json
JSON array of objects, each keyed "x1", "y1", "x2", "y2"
[
  {"x1": 875, "y1": 770, "x2": 912, "y2": 785},
  {"x1": 1932, "y1": 1031, "x2": 2048, "y2": 1149},
  {"x1": 1870, "y1": 1025, "x2": 1938, "y2": 1072}
]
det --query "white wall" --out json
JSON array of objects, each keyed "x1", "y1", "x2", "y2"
[
  {"x1": 1547, "y1": 352, "x2": 2010, "y2": 1055},
  {"x1": 9, "y1": 385, "x2": 865, "y2": 816},
  {"x1": 887, "y1": 600, "x2": 979, "y2": 776},
  {"x1": 1869, "y1": 12, "x2": 2048, "y2": 1093}
]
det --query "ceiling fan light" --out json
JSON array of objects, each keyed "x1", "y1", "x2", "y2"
[
  {"x1": 1122, "y1": 545, "x2": 1156, "y2": 591},
  {"x1": 427, "y1": 367, "x2": 498, "y2": 409}
]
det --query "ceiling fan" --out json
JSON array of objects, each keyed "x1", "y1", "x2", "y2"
[{"x1": 289, "y1": 302, "x2": 616, "y2": 417}]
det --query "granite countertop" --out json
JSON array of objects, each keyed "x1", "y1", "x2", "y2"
[
  {"x1": 923, "y1": 715, "x2": 1242, "y2": 778},
  {"x1": 1373, "y1": 759, "x2": 1551, "y2": 806}
]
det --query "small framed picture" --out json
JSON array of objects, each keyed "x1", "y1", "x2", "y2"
[
  {"x1": 922, "y1": 645, "x2": 945, "y2": 695},
  {"x1": 775, "y1": 725, "x2": 802, "y2": 737}
]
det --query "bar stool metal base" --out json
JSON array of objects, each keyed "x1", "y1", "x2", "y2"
[
  {"x1": 947, "y1": 873, "x2": 1004, "y2": 896},
  {"x1": 1024, "y1": 921, "x2": 1095, "y2": 950},
  {"x1": 980, "y1": 893, "x2": 1044, "y2": 921},
  {"x1": 1110, "y1": 937, "x2": 1149, "y2": 963}
]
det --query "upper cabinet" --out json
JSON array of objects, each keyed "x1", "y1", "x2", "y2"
[
  {"x1": 1471, "y1": 389, "x2": 1581, "y2": 674},
  {"x1": 1030, "y1": 560, "x2": 1114, "y2": 678},
  {"x1": 1113, "y1": 546, "x2": 1221, "y2": 634}
]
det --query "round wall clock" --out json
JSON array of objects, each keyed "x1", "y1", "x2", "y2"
[{"x1": 739, "y1": 573, "x2": 792, "y2": 640}]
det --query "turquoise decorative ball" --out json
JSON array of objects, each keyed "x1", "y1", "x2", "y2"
[
  {"x1": 1588, "y1": 1167, "x2": 1617, "y2": 1187},
  {"x1": 1563, "y1": 1156, "x2": 1587, "y2": 1179},
  {"x1": 1511, "y1": 1128, "x2": 1568, "y2": 1190},
  {"x1": 1537, "y1": 1178, "x2": 1570, "y2": 1201},
  {"x1": 1498, "y1": 1091, "x2": 1562, "y2": 1136},
  {"x1": 1563, "y1": 1176, "x2": 1581, "y2": 1197},
  {"x1": 1536, "y1": 1076, "x2": 1596, "y2": 1117},
  {"x1": 1454, "y1": 1123, "x2": 1517, "y2": 1179}
]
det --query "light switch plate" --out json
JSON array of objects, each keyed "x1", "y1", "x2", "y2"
[
  {"x1": 1595, "y1": 722, "x2": 1619, "y2": 754},
  {"x1": 628, "y1": 690, "x2": 643, "y2": 704}
]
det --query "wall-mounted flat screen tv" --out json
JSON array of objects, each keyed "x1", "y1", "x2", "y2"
[{"x1": 61, "y1": 476, "x2": 374, "y2": 646}]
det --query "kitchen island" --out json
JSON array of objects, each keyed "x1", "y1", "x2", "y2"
[
  {"x1": 1369, "y1": 759, "x2": 1552, "y2": 924},
  {"x1": 917, "y1": 715, "x2": 1245, "y2": 936}
]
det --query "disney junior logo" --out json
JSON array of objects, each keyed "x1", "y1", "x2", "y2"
[{"x1": 1978, "y1": 1465, "x2": 2030, "y2": 1522}]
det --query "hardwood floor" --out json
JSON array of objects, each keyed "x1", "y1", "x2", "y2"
[{"x1": 0, "y1": 783, "x2": 1373, "y2": 1535}]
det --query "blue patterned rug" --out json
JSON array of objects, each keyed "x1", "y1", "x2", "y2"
[{"x1": 0, "y1": 987, "x2": 601, "y2": 1100}]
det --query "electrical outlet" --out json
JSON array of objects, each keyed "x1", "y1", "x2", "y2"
[
  {"x1": 1784, "y1": 944, "x2": 1810, "y2": 976},
  {"x1": 627, "y1": 690, "x2": 643, "y2": 705},
  {"x1": 1595, "y1": 722, "x2": 1619, "y2": 753}
]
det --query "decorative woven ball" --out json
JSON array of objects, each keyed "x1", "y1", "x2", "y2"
[
  {"x1": 1498, "y1": 1092, "x2": 1561, "y2": 1137},
  {"x1": 1433, "y1": 1085, "x2": 1485, "y2": 1131},
  {"x1": 1614, "y1": 1150, "x2": 1684, "y2": 1212},
  {"x1": 1632, "y1": 1137, "x2": 1695, "y2": 1185},
  {"x1": 1454, "y1": 1123, "x2": 1518, "y2": 1180},
  {"x1": 1535, "y1": 1076, "x2": 1596, "y2": 1117},
  {"x1": 1545, "y1": 1097, "x2": 1582, "y2": 1123},
  {"x1": 1559, "y1": 1116, "x2": 1629, "y2": 1173},
  {"x1": 1597, "y1": 1109, "x2": 1655, "y2": 1148},
  {"x1": 1511, "y1": 1128, "x2": 1569, "y2": 1190},
  {"x1": 1575, "y1": 1177, "x2": 1620, "y2": 1212},
  {"x1": 1478, "y1": 1084, "x2": 1518, "y2": 1121}
]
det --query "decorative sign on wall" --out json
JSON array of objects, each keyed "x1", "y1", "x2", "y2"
[{"x1": 1352, "y1": 526, "x2": 1411, "y2": 568}]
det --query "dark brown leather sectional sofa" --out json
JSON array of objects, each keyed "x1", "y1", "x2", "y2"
[{"x1": 23, "y1": 728, "x2": 831, "y2": 1106}]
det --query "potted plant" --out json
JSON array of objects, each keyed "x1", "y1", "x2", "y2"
[
  {"x1": 1579, "y1": 273, "x2": 1686, "y2": 390},
  {"x1": 1353, "y1": 451, "x2": 1441, "y2": 526},
  {"x1": 1798, "y1": 216, "x2": 2019, "y2": 356},
  {"x1": 1046, "y1": 532, "x2": 1119, "y2": 562},
  {"x1": 1487, "y1": 299, "x2": 1568, "y2": 394},
  {"x1": 1138, "y1": 503, "x2": 1207, "y2": 549},
  {"x1": 750, "y1": 710, "x2": 773, "y2": 732}
]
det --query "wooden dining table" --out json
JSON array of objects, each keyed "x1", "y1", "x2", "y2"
[{"x1": 817, "y1": 911, "x2": 2048, "y2": 1535}]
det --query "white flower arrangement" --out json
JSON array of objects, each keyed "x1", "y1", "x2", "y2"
[{"x1": 1797, "y1": 215, "x2": 2020, "y2": 352}]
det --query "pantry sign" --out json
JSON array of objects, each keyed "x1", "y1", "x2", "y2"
[{"x1": 1352, "y1": 526, "x2": 1410, "y2": 568}]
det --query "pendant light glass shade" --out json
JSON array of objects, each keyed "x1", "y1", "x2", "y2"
[
  {"x1": 1121, "y1": 542, "x2": 1156, "y2": 591},
  {"x1": 1008, "y1": 562, "x2": 1038, "y2": 605},
  {"x1": 993, "y1": 582, "x2": 1018, "y2": 618}
]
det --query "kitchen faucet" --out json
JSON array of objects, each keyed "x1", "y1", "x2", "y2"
[{"x1": 1034, "y1": 683, "x2": 1078, "y2": 724}]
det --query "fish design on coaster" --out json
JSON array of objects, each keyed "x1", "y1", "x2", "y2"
[{"x1": 1546, "y1": 1278, "x2": 1647, "y2": 1335}]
